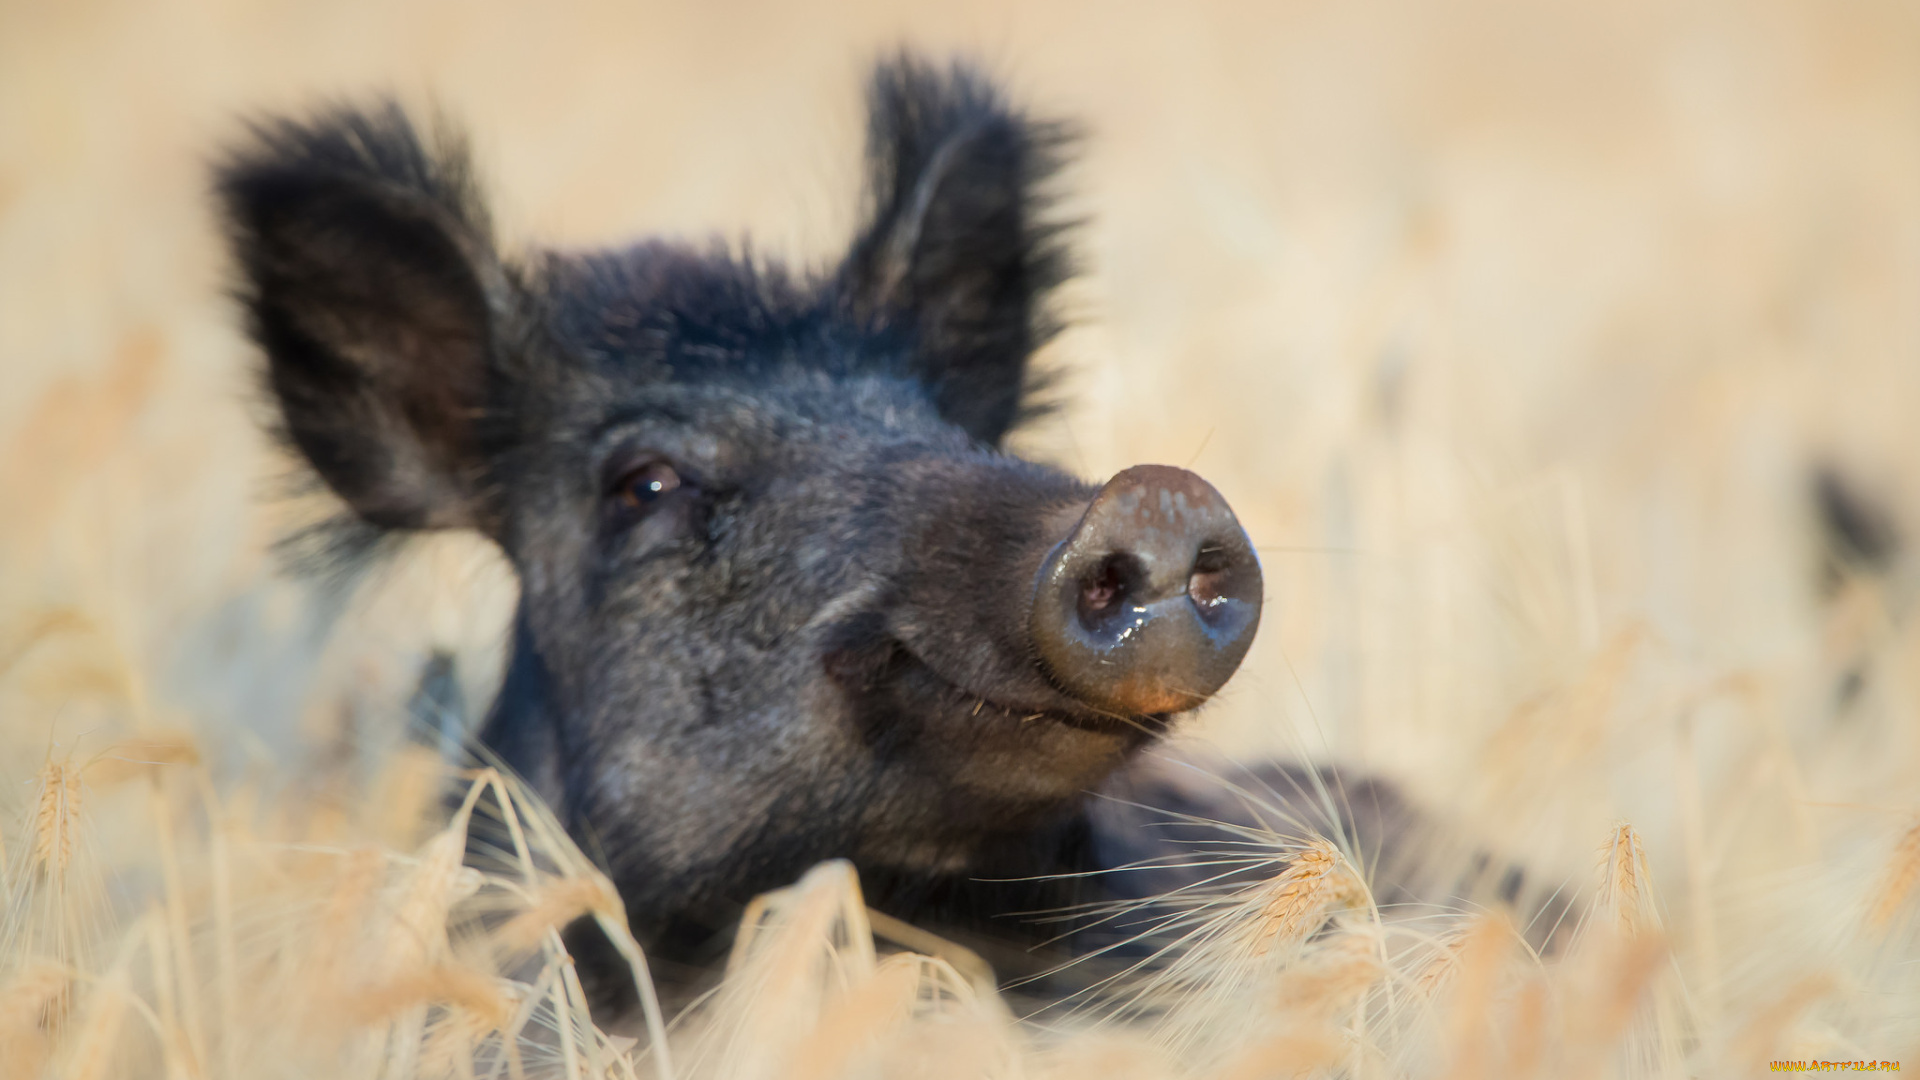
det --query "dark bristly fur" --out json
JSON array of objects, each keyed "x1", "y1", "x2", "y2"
[
  {"x1": 219, "y1": 55, "x2": 1480, "y2": 1018},
  {"x1": 221, "y1": 103, "x2": 507, "y2": 535}
]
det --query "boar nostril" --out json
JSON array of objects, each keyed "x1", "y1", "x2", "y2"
[
  {"x1": 1188, "y1": 545, "x2": 1232, "y2": 608},
  {"x1": 1031, "y1": 465, "x2": 1263, "y2": 716},
  {"x1": 1076, "y1": 553, "x2": 1142, "y2": 632}
]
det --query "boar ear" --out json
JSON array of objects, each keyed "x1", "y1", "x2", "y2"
[
  {"x1": 218, "y1": 103, "x2": 507, "y2": 532},
  {"x1": 837, "y1": 56, "x2": 1074, "y2": 446}
]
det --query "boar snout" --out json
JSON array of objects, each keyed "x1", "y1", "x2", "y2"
[{"x1": 1031, "y1": 465, "x2": 1262, "y2": 715}]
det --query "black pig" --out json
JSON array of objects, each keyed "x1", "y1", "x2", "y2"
[{"x1": 217, "y1": 56, "x2": 1403, "y2": 1011}]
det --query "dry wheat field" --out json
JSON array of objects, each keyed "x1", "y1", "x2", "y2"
[{"x1": 5, "y1": 1, "x2": 1920, "y2": 1077}]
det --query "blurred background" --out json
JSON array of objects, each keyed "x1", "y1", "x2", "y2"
[{"x1": 5, "y1": 0, "x2": 1920, "y2": 1059}]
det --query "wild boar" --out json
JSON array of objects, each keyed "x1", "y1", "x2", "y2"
[{"x1": 217, "y1": 54, "x2": 1413, "y2": 1012}]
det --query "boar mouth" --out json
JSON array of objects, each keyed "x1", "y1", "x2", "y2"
[
  {"x1": 905, "y1": 644, "x2": 1174, "y2": 738},
  {"x1": 911, "y1": 649, "x2": 1176, "y2": 735},
  {"x1": 820, "y1": 619, "x2": 1172, "y2": 740}
]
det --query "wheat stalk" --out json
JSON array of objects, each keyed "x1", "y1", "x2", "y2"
[
  {"x1": 61, "y1": 965, "x2": 131, "y2": 1080},
  {"x1": 494, "y1": 877, "x2": 611, "y2": 953},
  {"x1": 1269, "y1": 930, "x2": 1383, "y2": 1016},
  {"x1": 1441, "y1": 914, "x2": 1513, "y2": 1077},
  {"x1": 344, "y1": 964, "x2": 515, "y2": 1030},
  {"x1": 80, "y1": 734, "x2": 199, "y2": 789},
  {"x1": 1867, "y1": 818, "x2": 1920, "y2": 931}
]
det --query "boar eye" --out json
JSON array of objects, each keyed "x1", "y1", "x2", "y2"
[{"x1": 613, "y1": 461, "x2": 683, "y2": 511}]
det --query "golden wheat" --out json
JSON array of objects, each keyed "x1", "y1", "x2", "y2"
[
  {"x1": 1599, "y1": 821, "x2": 1653, "y2": 938},
  {"x1": 1868, "y1": 818, "x2": 1920, "y2": 932},
  {"x1": 29, "y1": 762, "x2": 82, "y2": 881},
  {"x1": 1249, "y1": 840, "x2": 1364, "y2": 957},
  {"x1": 8, "y1": 1, "x2": 1920, "y2": 1075}
]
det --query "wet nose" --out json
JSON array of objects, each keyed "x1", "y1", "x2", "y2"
[{"x1": 1030, "y1": 464, "x2": 1263, "y2": 715}]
